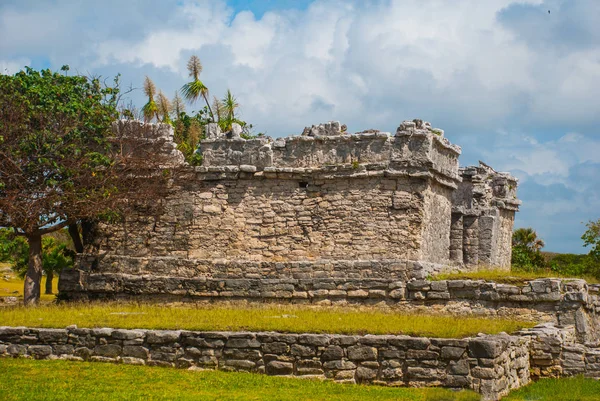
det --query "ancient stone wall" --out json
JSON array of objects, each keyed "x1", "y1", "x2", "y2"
[
  {"x1": 0, "y1": 326, "x2": 529, "y2": 400},
  {"x1": 60, "y1": 270, "x2": 600, "y2": 343},
  {"x1": 60, "y1": 119, "x2": 520, "y2": 301},
  {"x1": 451, "y1": 163, "x2": 520, "y2": 268},
  {"x1": 522, "y1": 324, "x2": 600, "y2": 380}
]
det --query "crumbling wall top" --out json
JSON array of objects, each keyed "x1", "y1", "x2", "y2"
[
  {"x1": 454, "y1": 161, "x2": 521, "y2": 213},
  {"x1": 198, "y1": 119, "x2": 462, "y2": 188}
]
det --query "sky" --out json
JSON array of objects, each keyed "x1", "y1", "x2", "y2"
[{"x1": 1, "y1": 0, "x2": 599, "y2": 253}]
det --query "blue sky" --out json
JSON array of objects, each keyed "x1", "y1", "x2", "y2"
[{"x1": 1, "y1": 0, "x2": 599, "y2": 253}]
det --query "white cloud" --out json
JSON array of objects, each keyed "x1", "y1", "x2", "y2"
[
  {"x1": 0, "y1": 58, "x2": 30, "y2": 74},
  {"x1": 1, "y1": 0, "x2": 599, "y2": 252}
]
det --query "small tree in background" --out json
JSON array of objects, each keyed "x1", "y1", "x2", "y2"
[
  {"x1": 582, "y1": 219, "x2": 600, "y2": 262},
  {"x1": 512, "y1": 228, "x2": 545, "y2": 270},
  {"x1": 0, "y1": 67, "x2": 173, "y2": 305},
  {"x1": 0, "y1": 229, "x2": 74, "y2": 295}
]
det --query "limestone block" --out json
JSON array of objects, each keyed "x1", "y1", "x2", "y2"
[{"x1": 347, "y1": 345, "x2": 377, "y2": 361}]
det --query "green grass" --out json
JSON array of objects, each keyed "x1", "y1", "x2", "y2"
[
  {"x1": 433, "y1": 268, "x2": 599, "y2": 285},
  {"x1": 0, "y1": 302, "x2": 534, "y2": 338},
  {"x1": 0, "y1": 358, "x2": 479, "y2": 401},
  {"x1": 0, "y1": 264, "x2": 58, "y2": 303},
  {"x1": 504, "y1": 376, "x2": 600, "y2": 401}
]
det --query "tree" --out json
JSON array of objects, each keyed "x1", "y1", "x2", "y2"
[
  {"x1": 512, "y1": 228, "x2": 545, "y2": 269},
  {"x1": 512, "y1": 228, "x2": 545, "y2": 251},
  {"x1": 0, "y1": 67, "x2": 172, "y2": 305},
  {"x1": 582, "y1": 219, "x2": 600, "y2": 261},
  {"x1": 142, "y1": 76, "x2": 158, "y2": 123},
  {"x1": 0, "y1": 229, "x2": 74, "y2": 294},
  {"x1": 222, "y1": 89, "x2": 239, "y2": 123},
  {"x1": 181, "y1": 55, "x2": 214, "y2": 122}
]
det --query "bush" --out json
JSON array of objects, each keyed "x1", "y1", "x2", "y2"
[{"x1": 547, "y1": 253, "x2": 600, "y2": 280}]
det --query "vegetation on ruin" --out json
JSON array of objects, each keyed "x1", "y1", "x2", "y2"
[
  {"x1": 125, "y1": 55, "x2": 257, "y2": 165},
  {"x1": 0, "y1": 67, "x2": 173, "y2": 305},
  {"x1": 0, "y1": 359, "x2": 479, "y2": 401},
  {"x1": 503, "y1": 375, "x2": 600, "y2": 401},
  {"x1": 0, "y1": 302, "x2": 534, "y2": 338}
]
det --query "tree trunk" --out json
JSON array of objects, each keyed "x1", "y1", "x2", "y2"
[
  {"x1": 24, "y1": 234, "x2": 43, "y2": 306},
  {"x1": 45, "y1": 270, "x2": 54, "y2": 295},
  {"x1": 203, "y1": 94, "x2": 215, "y2": 122},
  {"x1": 68, "y1": 222, "x2": 84, "y2": 253}
]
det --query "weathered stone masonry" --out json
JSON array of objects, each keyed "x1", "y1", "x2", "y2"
[
  {"x1": 0, "y1": 326, "x2": 530, "y2": 401},
  {"x1": 60, "y1": 119, "x2": 521, "y2": 302}
]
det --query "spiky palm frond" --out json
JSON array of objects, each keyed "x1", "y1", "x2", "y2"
[
  {"x1": 143, "y1": 76, "x2": 156, "y2": 99},
  {"x1": 513, "y1": 228, "x2": 545, "y2": 251},
  {"x1": 156, "y1": 91, "x2": 171, "y2": 123},
  {"x1": 181, "y1": 80, "x2": 209, "y2": 104},
  {"x1": 186, "y1": 55, "x2": 202, "y2": 80},
  {"x1": 222, "y1": 89, "x2": 239, "y2": 121}
]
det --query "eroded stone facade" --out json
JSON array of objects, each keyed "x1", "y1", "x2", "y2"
[{"x1": 60, "y1": 119, "x2": 520, "y2": 301}]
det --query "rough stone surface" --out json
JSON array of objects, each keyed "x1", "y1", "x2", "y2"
[
  {"x1": 0, "y1": 326, "x2": 532, "y2": 401},
  {"x1": 60, "y1": 119, "x2": 521, "y2": 304}
]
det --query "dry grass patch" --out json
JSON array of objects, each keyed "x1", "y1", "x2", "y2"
[
  {"x1": 0, "y1": 302, "x2": 534, "y2": 338},
  {"x1": 0, "y1": 264, "x2": 57, "y2": 303}
]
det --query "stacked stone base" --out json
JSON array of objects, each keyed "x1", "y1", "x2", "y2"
[
  {"x1": 0, "y1": 326, "x2": 530, "y2": 401},
  {"x1": 60, "y1": 272, "x2": 600, "y2": 342}
]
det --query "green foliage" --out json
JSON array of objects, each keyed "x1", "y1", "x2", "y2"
[
  {"x1": 511, "y1": 228, "x2": 545, "y2": 270},
  {"x1": 582, "y1": 219, "x2": 600, "y2": 261},
  {"x1": 0, "y1": 66, "x2": 120, "y2": 235},
  {"x1": 507, "y1": 225, "x2": 600, "y2": 280},
  {"x1": 546, "y1": 253, "x2": 600, "y2": 280},
  {"x1": 0, "y1": 229, "x2": 74, "y2": 278}
]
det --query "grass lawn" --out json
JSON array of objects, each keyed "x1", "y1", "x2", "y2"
[
  {"x1": 433, "y1": 268, "x2": 599, "y2": 285},
  {"x1": 0, "y1": 302, "x2": 534, "y2": 338},
  {"x1": 0, "y1": 263, "x2": 58, "y2": 303},
  {"x1": 503, "y1": 376, "x2": 600, "y2": 401},
  {"x1": 0, "y1": 358, "x2": 478, "y2": 401}
]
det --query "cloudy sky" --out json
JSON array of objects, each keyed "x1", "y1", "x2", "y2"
[{"x1": 1, "y1": 0, "x2": 599, "y2": 253}]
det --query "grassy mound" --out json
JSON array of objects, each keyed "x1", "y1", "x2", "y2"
[
  {"x1": 0, "y1": 358, "x2": 479, "y2": 401},
  {"x1": 0, "y1": 302, "x2": 534, "y2": 338}
]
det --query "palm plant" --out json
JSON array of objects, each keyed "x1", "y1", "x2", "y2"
[
  {"x1": 156, "y1": 91, "x2": 171, "y2": 124},
  {"x1": 512, "y1": 228, "x2": 545, "y2": 251},
  {"x1": 181, "y1": 55, "x2": 214, "y2": 121},
  {"x1": 222, "y1": 89, "x2": 239, "y2": 122},
  {"x1": 142, "y1": 76, "x2": 158, "y2": 123}
]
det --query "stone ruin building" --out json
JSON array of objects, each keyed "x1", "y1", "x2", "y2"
[
  {"x1": 39, "y1": 119, "x2": 600, "y2": 399},
  {"x1": 60, "y1": 118, "x2": 521, "y2": 302}
]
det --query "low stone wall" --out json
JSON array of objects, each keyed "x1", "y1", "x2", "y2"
[
  {"x1": 521, "y1": 324, "x2": 600, "y2": 379},
  {"x1": 60, "y1": 273, "x2": 600, "y2": 342},
  {"x1": 0, "y1": 326, "x2": 529, "y2": 401}
]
